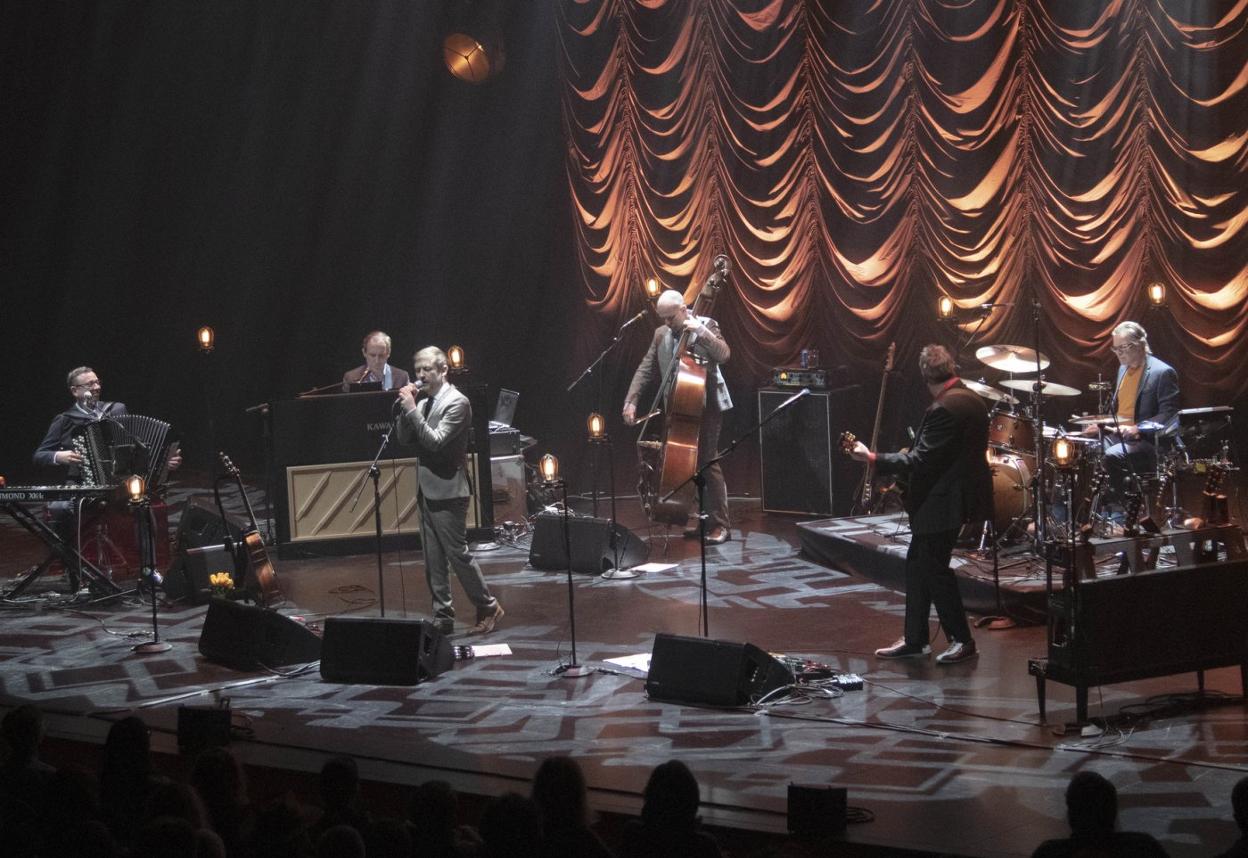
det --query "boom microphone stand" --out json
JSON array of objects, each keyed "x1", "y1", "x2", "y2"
[
  {"x1": 350, "y1": 413, "x2": 401, "y2": 617},
  {"x1": 662, "y1": 388, "x2": 812, "y2": 637}
]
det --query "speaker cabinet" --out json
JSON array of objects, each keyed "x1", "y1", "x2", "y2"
[
  {"x1": 177, "y1": 496, "x2": 247, "y2": 549},
  {"x1": 528, "y1": 512, "x2": 649, "y2": 573},
  {"x1": 198, "y1": 599, "x2": 322, "y2": 671},
  {"x1": 166, "y1": 543, "x2": 233, "y2": 605},
  {"x1": 645, "y1": 633, "x2": 794, "y2": 706},
  {"x1": 759, "y1": 387, "x2": 854, "y2": 516},
  {"x1": 320, "y1": 617, "x2": 453, "y2": 685}
]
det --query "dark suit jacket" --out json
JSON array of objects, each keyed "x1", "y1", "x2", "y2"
[
  {"x1": 341, "y1": 364, "x2": 409, "y2": 392},
  {"x1": 874, "y1": 382, "x2": 992, "y2": 534},
  {"x1": 32, "y1": 402, "x2": 128, "y2": 483},
  {"x1": 625, "y1": 319, "x2": 733, "y2": 413},
  {"x1": 1116, "y1": 353, "x2": 1179, "y2": 428},
  {"x1": 396, "y1": 383, "x2": 472, "y2": 500}
]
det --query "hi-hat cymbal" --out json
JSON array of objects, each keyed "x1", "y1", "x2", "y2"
[
  {"x1": 1087, "y1": 381, "x2": 1113, "y2": 391},
  {"x1": 975, "y1": 344, "x2": 1050, "y2": 374},
  {"x1": 1000, "y1": 378, "x2": 1081, "y2": 397},
  {"x1": 1069, "y1": 413, "x2": 1113, "y2": 425},
  {"x1": 963, "y1": 379, "x2": 1018, "y2": 405}
]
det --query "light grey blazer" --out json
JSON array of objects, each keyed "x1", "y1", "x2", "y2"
[{"x1": 396, "y1": 383, "x2": 473, "y2": 500}]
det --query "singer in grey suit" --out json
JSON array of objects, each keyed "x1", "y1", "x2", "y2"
[{"x1": 397, "y1": 347, "x2": 504, "y2": 635}]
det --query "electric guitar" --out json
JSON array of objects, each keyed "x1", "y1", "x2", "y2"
[
  {"x1": 218, "y1": 452, "x2": 279, "y2": 607},
  {"x1": 852, "y1": 342, "x2": 895, "y2": 515}
]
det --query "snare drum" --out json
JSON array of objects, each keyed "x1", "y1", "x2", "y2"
[
  {"x1": 990, "y1": 454, "x2": 1032, "y2": 534},
  {"x1": 989, "y1": 411, "x2": 1035, "y2": 456}
]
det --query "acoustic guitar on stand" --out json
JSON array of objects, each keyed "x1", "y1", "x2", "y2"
[{"x1": 218, "y1": 452, "x2": 280, "y2": 607}]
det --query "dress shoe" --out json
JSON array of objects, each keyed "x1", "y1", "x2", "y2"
[
  {"x1": 874, "y1": 639, "x2": 931, "y2": 659},
  {"x1": 935, "y1": 639, "x2": 978, "y2": 665},
  {"x1": 433, "y1": 618, "x2": 454, "y2": 636},
  {"x1": 705, "y1": 526, "x2": 729, "y2": 545},
  {"x1": 469, "y1": 601, "x2": 505, "y2": 635}
]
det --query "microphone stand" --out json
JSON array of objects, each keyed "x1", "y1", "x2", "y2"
[
  {"x1": 245, "y1": 401, "x2": 276, "y2": 543},
  {"x1": 131, "y1": 490, "x2": 171, "y2": 654},
  {"x1": 661, "y1": 389, "x2": 812, "y2": 637},
  {"x1": 350, "y1": 412, "x2": 401, "y2": 617}
]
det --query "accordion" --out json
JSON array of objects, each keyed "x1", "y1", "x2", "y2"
[{"x1": 72, "y1": 414, "x2": 177, "y2": 490}]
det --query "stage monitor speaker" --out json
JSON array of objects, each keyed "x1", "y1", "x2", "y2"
[
  {"x1": 758, "y1": 387, "x2": 856, "y2": 517},
  {"x1": 528, "y1": 512, "x2": 649, "y2": 573},
  {"x1": 319, "y1": 617, "x2": 453, "y2": 685},
  {"x1": 166, "y1": 543, "x2": 233, "y2": 605},
  {"x1": 198, "y1": 599, "x2": 322, "y2": 671},
  {"x1": 644, "y1": 633, "x2": 794, "y2": 707},
  {"x1": 176, "y1": 496, "x2": 248, "y2": 549}
]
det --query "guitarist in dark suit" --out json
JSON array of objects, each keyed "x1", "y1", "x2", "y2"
[{"x1": 848, "y1": 344, "x2": 991, "y2": 665}]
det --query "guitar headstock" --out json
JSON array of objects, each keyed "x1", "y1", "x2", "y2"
[
  {"x1": 1123, "y1": 491, "x2": 1145, "y2": 536},
  {"x1": 218, "y1": 451, "x2": 240, "y2": 478},
  {"x1": 839, "y1": 431, "x2": 858, "y2": 455}
]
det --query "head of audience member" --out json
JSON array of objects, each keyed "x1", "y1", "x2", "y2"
[
  {"x1": 320, "y1": 755, "x2": 363, "y2": 814},
  {"x1": 1233, "y1": 775, "x2": 1248, "y2": 833},
  {"x1": 130, "y1": 816, "x2": 198, "y2": 858},
  {"x1": 360, "y1": 332, "x2": 393, "y2": 379},
  {"x1": 409, "y1": 779, "x2": 459, "y2": 848},
  {"x1": 532, "y1": 755, "x2": 590, "y2": 833},
  {"x1": 317, "y1": 824, "x2": 365, "y2": 858},
  {"x1": 655, "y1": 290, "x2": 690, "y2": 333},
  {"x1": 101, "y1": 716, "x2": 153, "y2": 792},
  {"x1": 640, "y1": 759, "x2": 702, "y2": 831},
  {"x1": 364, "y1": 817, "x2": 412, "y2": 858},
  {"x1": 412, "y1": 347, "x2": 450, "y2": 396},
  {"x1": 250, "y1": 797, "x2": 314, "y2": 858},
  {"x1": 67, "y1": 366, "x2": 102, "y2": 408},
  {"x1": 1111, "y1": 321, "x2": 1151, "y2": 369},
  {"x1": 478, "y1": 792, "x2": 543, "y2": 858},
  {"x1": 1065, "y1": 771, "x2": 1118, "y2": 836},
  {"x1": 918, "y1": 344, "x2": 957, "y2": 390},
  {"x1": 144, "y1": 782, "x2": 210, "y2": 831},
  {"x1": 190, "y1": 747, "x2": 249, "y2": 831},
  {"x1": 1, "y1": 704, "x2": 45, "y2": 764}
]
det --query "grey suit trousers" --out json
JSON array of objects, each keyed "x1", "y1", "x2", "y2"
[{"x1": 419, "y1": 493, "x2": 496, "y2": 622}]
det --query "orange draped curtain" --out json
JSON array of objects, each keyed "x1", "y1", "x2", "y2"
[{"x1": 559, "y1": 0, "x2": 1248, "y2": 408}]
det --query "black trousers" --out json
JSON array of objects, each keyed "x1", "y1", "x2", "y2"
[{"x1": 903, "y1": 528, "x2": 973, "y2": 647}]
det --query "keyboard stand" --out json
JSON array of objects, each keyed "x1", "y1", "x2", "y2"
[{"x1": 2, "y1": 502, "x2": 123, "y2": 599}]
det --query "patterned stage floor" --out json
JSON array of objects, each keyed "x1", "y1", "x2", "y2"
[{"x1": 2, "y1": 492, "x2": 1246, "y2": 857}]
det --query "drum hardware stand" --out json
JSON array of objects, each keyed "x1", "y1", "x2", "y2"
[
  {"x1": 974, "y1": 520, "x2": 1019, "y2": 630},
  {"x1": 663, "y1": 389, "x2": 811, "y2": 637}
]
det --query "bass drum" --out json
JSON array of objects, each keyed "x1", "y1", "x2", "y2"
[{"x1": 990, "y1": 454, "x2": 1032, "y2": 535}]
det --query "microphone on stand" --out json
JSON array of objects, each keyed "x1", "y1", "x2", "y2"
[{"x1": 619, "y1": 310, "x2": 648, "y2": 331}]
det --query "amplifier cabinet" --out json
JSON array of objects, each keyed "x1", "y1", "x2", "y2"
[{"x1": 758, "y1": 387, "x2": 854, "y2": 516}]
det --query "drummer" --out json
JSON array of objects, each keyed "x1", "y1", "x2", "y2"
[{"x1": 1097, "y1": 321, "x2": 1180, "y2": 490}]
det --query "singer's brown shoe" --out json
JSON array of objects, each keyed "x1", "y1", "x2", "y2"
[
  {"x1": 706, "y1": 527, "x2": 730, "y2": 545},
  {"x1": 469, "y1": 601, "x2": 505, "y2": 635}
]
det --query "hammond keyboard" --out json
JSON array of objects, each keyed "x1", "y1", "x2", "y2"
[{"x1": 0, "y1": 485, "x2": 121, "y2": 503}]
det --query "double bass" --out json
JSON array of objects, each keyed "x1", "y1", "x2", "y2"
[{"x1": 636, "y1": 254, "x2": 731, "y2": 525}]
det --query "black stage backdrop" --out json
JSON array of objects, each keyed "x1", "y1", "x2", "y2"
[
  {"x1": 0, "y1": 1, "x2": 595, "y2": 487},
  {"x1": 3, "y1": 2, "x2": 1244, "y2": 499}
]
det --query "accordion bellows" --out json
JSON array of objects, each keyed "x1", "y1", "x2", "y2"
[{"x1": 75, "y1": 414, "x2": 176, "y2": 488}]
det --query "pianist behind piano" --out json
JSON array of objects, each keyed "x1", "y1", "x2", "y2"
[
  {"x1": 33, "y1": 367, "x2": 182, "y2": 481},
  {"x1": 341, "y1": 330, "x2": 411, "y2": 392}
]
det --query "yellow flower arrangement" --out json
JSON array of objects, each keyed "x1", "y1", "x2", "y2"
[{"x1": 209, "y1": 572, "x2": 235, "y2": 597}]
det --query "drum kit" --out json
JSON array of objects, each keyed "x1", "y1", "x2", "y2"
[{"x1": 963, "y1": 344, "x2": 1232, "y2": 544}]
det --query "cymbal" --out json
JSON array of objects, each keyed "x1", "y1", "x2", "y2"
[
  {"x1": 1069, "y1": 413, "x2": 1113, "y2": 425},
  {"x1": 963, "y1": 379, "x2": 1018, "y2": 405},
  {"x1": 1087, "y1": 381, "x2": 1114, "y2": 391},
  {"x1": 1000, "y1": 378, "x2": 1081, "y2": 397},
  {"x1": 975, "y1": 344, "x2": 1050, "y2": 374}
]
